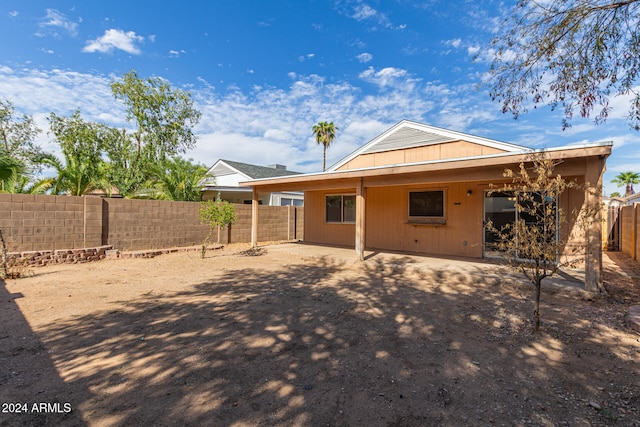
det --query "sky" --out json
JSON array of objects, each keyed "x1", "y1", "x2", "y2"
[{"x1": 1, "y1": 0, "x2": 639, "y2": 196}]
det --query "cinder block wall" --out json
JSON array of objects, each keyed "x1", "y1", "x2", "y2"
[
  {"x1": 0, "y1": 194, "x2": 303, "y2": 252},
  {"x1": 0, "y1": 194, "x2": 99, "y2": 251},
  {"x1": 102, "y1": 198, "x2": 210, "y2": 250}
]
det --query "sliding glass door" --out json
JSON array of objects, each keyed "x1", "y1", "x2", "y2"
[
  {"x1": 483, "y1": 191, "x2": 516, "y2": 258},
  {"x1": 483, "y1": 191, "x2": 558, "y2": 259}
]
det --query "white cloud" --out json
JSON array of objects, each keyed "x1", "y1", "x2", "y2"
[
  {"x1": 467, "y1": 45, "x2": 480, "y2": 56},
  {"x1": 351, "y1": 3, "x2": 392, "y2": 29},
  {"x1": 359, "y1": 66, "x2": 420, "y2": 90},
  {"x1": 357, "y1": 52, "x2": 373, "y2": 63},
  {"x1": 353, "y1": 4, "x2": 378, "y2": 20},
  {"x1": 9, "y1": 11, "x2": 18, "y2": 17},
  {"x1": 444, "y1": 38, "x2": 462, "y2": 49},
  {"x1": 298, "y1": 53, "x2": 316, "y2": 62},
  {"x1": 0, "y1": 64, "x2": 631, "y2": 179},
  {"x1": 83, "y1": 29, "x2": 144, "y2": 54},
  {"x1": 169, "y1": 49, "x2": 186, "y2": 57},
  {"x1": 40, "y1": 9, "x2": 79, "y2": 36}
]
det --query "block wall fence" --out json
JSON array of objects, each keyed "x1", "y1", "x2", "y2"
[{"x1": 0, "y1": 194, "x2": 303, "y2": 253}]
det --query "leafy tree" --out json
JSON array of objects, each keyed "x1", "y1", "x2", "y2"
[
  {"x1": 0, "y1": 99, "x2": 43, "y2": 167},
  {"x1": 486, "y1": 0, "x2": 640, "y2": 129},
  {"x1": 312, "y1": 121, "x2": 338, "y2": 171},
  {"x1": 0, "y1": 156, "x2": 23, "y2": 183},
  {"x1": 610, "y1": 191, "x2": 622, "y2": 198},
  {"x1": 46, "y1": 111, "x2": 111, "y2": 196},
  {"x1": 486, "y1": 155, "x2": 601, "y2": 331},
  {"x1": 136, "y1": 157, "x2": 210, "y2": 201},
  {"x1": 109, "y1": 70, "x2": 202, "y2": 195},
  {"x1": 100, "y1": 127, "x2": 140, "y2": 196},
  {"x1": 0, "y1": 156, "x2": 53, "y2": 194},
  {"x1": 611, "y1": 171, "x2": 640, "y2": 196},
  {"x1": 199, "y1": 199, "x2": 237, "y2": 258}
]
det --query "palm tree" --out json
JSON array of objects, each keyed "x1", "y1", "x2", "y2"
[
  {"x1": 0, "y1": 156, "x2": 22, "y2": 185},
  {"x1": 0, "y1": 155, "x2": 54, "y2": 194},
  {"x1": 312, "y1": 121, "x2": 338, "y2": 171},
  {"x1": 611, "y1": 171, "x2": 640, "y2": 197},
  {"x1": 43, "y1": 153, "x2": 109, "y2": 196},
  {"x1": 137, "y1": 157, "x2": 210, "y2": 201}
]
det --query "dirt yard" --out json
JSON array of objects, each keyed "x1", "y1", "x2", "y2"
[{"x1": 1, "y1": 243, "x2": 639, "y2": 427}]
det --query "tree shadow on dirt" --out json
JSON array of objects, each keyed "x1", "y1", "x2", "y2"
[
  {"x1": 0, "y1": 278, "x2": 87, "y2": 427},
  {"x1": 31, "y1": 255, "x2": 640, "y2": 426}
]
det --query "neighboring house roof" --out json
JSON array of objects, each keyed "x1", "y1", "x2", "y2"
[
  {"x1": 202, "y1": 159, "x2": 302, "y2": 187},
  {"x1": 327, "y1": 120, "x2": 527, "y2": 171},
  {"x1": 218, "y1": 159, "x2": 302, "y2": 179},
  {"x1": 625, "y1": 193, "x2": 640, "y2": 205}
]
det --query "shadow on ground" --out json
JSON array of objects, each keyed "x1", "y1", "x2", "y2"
[
  {"x1": 13, "y1": 250, "x2": 635, "y2": 427},
  {"x1": 0, "y1": 278, "x2": 87, "y2": 427}
]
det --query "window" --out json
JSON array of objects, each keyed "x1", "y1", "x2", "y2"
[
  {"x1": 408, "y1": 190, "x2": 445, "y2": 223},
  {"x1": 326, "y1": 194, "x2": 356, "y2": 223},
  {"x1": 280, "y1": 197, "x2": 304, "y2": 206}
]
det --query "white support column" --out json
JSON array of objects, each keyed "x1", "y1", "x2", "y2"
[
  {"x1": 251, "y1": 187, "x2": 259, "y2": 248},
  {"x1": 355, "y1": 178, "x2": 366, "y2": 261}
]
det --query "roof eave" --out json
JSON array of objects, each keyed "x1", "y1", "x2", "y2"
[{"x1": 240, "y1": 142, "x2": 612, "y2": 188}]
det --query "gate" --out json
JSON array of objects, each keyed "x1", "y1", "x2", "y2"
[{"x1": 606, "y1": 206, "x2": 621, "y2": 251}]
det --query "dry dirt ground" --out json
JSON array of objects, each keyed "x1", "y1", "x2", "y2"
[{"x1": 1, "y1": 243, "x2": 639, "y2": 427}]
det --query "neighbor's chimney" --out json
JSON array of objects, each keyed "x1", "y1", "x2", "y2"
[{"x1": 268, "y1": 164, "x2": 287, "y2": 170}]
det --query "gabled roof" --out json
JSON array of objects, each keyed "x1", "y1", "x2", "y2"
[
  {"x1": 208, "y1": 159, "x2": 302, "y2": 180},
  {"x1": 327, "y1": 120, "x2": 527, "y2": 171}
]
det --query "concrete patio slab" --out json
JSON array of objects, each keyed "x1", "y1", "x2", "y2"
[{"x1": 265, "y1": 242, "x2": 588, "y2": 294}]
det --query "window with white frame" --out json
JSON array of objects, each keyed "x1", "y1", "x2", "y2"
[
  {"x1": 408, "y1": 190, "x2": 446, "y2": 223},
  {"x1": 326, "y1": 194, "x2": 356, "y2": 223}
]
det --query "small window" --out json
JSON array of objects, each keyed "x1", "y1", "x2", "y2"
[
  {"x1": 409, "y1": 190, "x2": 445, "y2": 224},
  {"x1": 326, "y1": 194, "x2": 356, "y2": 223},
  {"x1": 280, "y1": 197, "x2": 304, "y2": 206}
]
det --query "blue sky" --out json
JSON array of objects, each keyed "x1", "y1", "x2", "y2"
[{"x1": 1, "y1": 1, "x2": 638, "y2": 196}]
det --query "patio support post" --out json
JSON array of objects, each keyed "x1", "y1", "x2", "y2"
[
  {"x1": 355, "y1": 178, "x2": 366, "y2": 261},
  {"x1": 251, "y1": 187, "x2": 258, "y2": 248},
  {"x1": 584, "y1": 156, "x2": 605, "y2": 293}
]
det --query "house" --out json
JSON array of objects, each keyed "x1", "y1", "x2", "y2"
[
  {"x1": 623, "y1": 192, "x2": 640, "y2": 205},
  {"x1": 201, "y1": 159, "x2": 303, "y2": 205},
  {"x1": 241, "y1": 120, "x2": 612, "y2": 290}
]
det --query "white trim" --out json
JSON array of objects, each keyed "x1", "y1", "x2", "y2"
[{"x1": 205, "y1": 159, "x2": 252, "y2": 181}]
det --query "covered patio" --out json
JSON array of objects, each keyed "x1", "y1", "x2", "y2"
[{"x1": 240, "y1": 121, "x2": 612, "y2": 291}]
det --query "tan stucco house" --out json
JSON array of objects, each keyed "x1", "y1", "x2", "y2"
[{"x1": 241, "y1": 120, "x2": 612, "y2": 289}]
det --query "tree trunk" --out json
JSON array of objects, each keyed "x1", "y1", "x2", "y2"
[
  {"x1": 534, "y1": 277, "x2": 542, "y2": 331},
  {"x1": 323, "y1": 145, "x2": 327, "y2": 171},
  {"x1": 0, "y1": 229, "x2": 7, "y2": 278}
]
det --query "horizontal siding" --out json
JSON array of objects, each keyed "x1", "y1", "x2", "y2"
[{"x1": 337, "y1": 140, "x2": 508, "y2": 171}]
